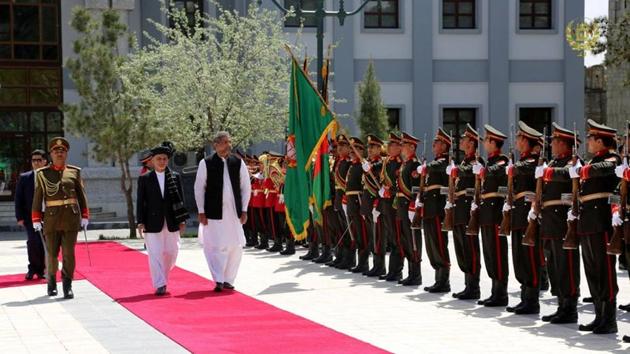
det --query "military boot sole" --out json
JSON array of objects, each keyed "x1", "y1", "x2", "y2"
[
  {"x1": 313, "y1": 255, "x2": 333, "y2": 264},
  {"x1": 514, "y1": 305, "x2": 540, "y2": 315},
  {"x1": 427, "y1": 285, "x2": 450, "y2": 293},
  {"x1": 457, "y1": 291, "x2": 481, "y2": 300},
  {"x1": 401, "y1": 278, "x2": 422, "y2": 286},
  {"x1": 483, "y1": 297, "x2": 509, "y2": 307},
  {"x1": 549, "y1": 314, "x2": 578, "y2": 324},
  {"x1": 592, "y1": 324, "x2": 618, "y2": 334},
  {"x1": 541, "y1": 311, "x2": 559, "y2": 322}
]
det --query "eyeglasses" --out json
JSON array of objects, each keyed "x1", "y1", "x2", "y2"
[{"x1": 31, "y1": 158, "x2": 44, "y2": 163}]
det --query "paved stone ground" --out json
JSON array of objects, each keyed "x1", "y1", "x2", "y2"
[{"x1": 1, "y1": 228, "x2": 630, "y2": 353}]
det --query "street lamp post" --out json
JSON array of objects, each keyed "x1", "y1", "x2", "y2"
[{"x1": 263, "y1": 0, "x2": 382, "y2": 94}]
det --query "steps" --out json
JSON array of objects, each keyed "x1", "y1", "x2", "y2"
[{"x1": 0, "y1": 202, "x2": 120, "y2": 230}]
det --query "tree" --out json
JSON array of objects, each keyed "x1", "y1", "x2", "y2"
[
  {"x1": 356, "y1": 60, "x2": 388, "y2": 142},
  {"x1": 136, "y1": 1, "x2": 291, "y2": 150},
  {"x1": 64, "y1": 8, "x2": 160, "y2": 238}
]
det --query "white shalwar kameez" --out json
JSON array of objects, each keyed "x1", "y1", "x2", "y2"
[
  {"x1": 195, "y1": 157, "x2": 251, "y2": 285},
  {"x1": 144, "y1": 171, "x2": 180, "y2": 289}
]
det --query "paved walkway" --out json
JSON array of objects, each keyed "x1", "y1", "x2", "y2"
[{"x1": 1, "y1": 229, "x2": 630, "y2": 353}]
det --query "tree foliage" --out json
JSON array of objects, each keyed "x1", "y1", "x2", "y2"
[{"x1": 356, "y1": 60, "x2": 388, "y2": 142}]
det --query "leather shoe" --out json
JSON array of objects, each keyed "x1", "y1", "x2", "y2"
[
  {"x1": 582, "y1": 296, "x2": 593, "y2": 303},
  {"x1": 514, "y1": 302, "x2": 540, "y2": 315},
  {"x1": 36, "y1": 272, "x2": 46, "y2": 280},
  {"x1": 623, "y1": 335, "x2": 630, "y2": 343},
  {"x1": 214, "y1": 283, "x2": 224, "y2": 292},
  {"x1": 541, "y1": 310, "x2": 558, "y2": 322},
  {"x1": 47, "y1": 278, "x2": 57, "y2": 296},
  {"x1": 223, "y1": 282, "x2": 235, "y2": 290},
  {"x1": 483, "y1": 297, "x2": 508, "y2": 307},
  {"x1": 457, "y1": 289, "x2": 480, "y2": 300},
  {"x1": 25, "y1": 271, "x2": 35, "y2": 280},
  {"x1": 155, "y1": 286, "x2": 166, "y2": 296},
  {"x1": 619, "y1": 303, "x2": 630, "y2": 312},
  {"x1": 401, "y1": 277, "x2": 422, "y2": 286},
  {"x1": 385, "y1": 273, "x2": 402, "y2": 282},
  {"x1": 506, "y1": 301, "x2": 524, "y2": 313},
  {"x1": 477, "y1": 295, "x2": 492, "y2": 306},
  {"x1": 550, "y1": 311, "x2": 577, "y2": 324},
  {"x1": 62, "y1": 278, "x2": 74, "y2": 299},
  {"x1": 425, "y1": 283, "x2": 450, "y2": 293}
]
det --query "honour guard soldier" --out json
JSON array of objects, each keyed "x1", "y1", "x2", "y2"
[
  {"x1": 251, "y1": 157, "x2": 268, "y2": 250},
  {"x1": 395, "y1": 132, "x2": 422, "y2": 286},
  {"x1": 277, "y1": 157, "x2": 294, "y2": 255},
  {"x1": 264, "y1": 152, "x2": 284, "y2": 253},
  {"x1": 418, "y1": 129, "x2": 451, "y2": 293},
  {"x1": 311, "y1": 141, "x2": 339, "y2": 263},
  {"x1": 474, "y1": 125, "x2": 510, "y2": 307},
  {"x1": 506, "y1": 121, "x2": 543, "y2": 315},
  {"x1": 451, "y1": 124, "x2": 482, "y2": 300},
  {"x1": 32, "y1": 137, "x2": 89, "y2": 299},
  {"x1": 379, "y1": 134, "x2": 404, "y2": 281},
  {"x1": 327, "y1": 135, "x2": 352, "y2": 268},
  {"x1": 569, "y1": 119, "x2": 620, "y2": 334},
  {"x1": 361, "y1": 135, "x2": 386, "y2": 277},
  {"x1": 346, "y1": 137, "x2": 367, "y2": 272},
  {"x1": 537, "y1": 123, "x2": 581, "y2": 324}
]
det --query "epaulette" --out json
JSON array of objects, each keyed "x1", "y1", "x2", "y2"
[
  {"x1": 526, "y1": 158, "x2": 536, "y2": 163},
  {"x1": 66, "y1": 164, "x2": 82, "y2": 170},
  {"x1": 606, "y1": 156, "x2": 619, "y2": 163},
  {"x1": 36, "y1": 165, "x2": 50, "y2": 172}
]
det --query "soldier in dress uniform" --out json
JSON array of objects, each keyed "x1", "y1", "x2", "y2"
[
  {"x1": 506, "y1": 121, "x2": 543, "y2": 315},
  {"x1": 418, "y1": 129, "x2": 452, "y2": 293},
  {"x1": 346, "y1": 137, "x2": 367, "y2": 272},
  {"x1": 326, "y1": 134, "x2": 352, "y2": 268},
  {"x1": 536, "y1": 123, "x2": 581, "y2": 324},
  {"x1": 251, "y1": 156, "x2": 268, "y2": 249},
  {"x1": 473, "y1": 125, "x2": 510, "y2": 307},
  {"x1": 310, "y1": 140, "x2": 338, "y2": 263},
  {"x1": 361, "y1": 135, "x2": 386, "y2": 277},
  {"x1": 614, "y1": 125, "x2": 630, "y2": 343},
  {"x1": 31, "y1": 137, "x2": 89, "y2": 299},
  {"x1": 451, "y1": 124, "x2": 483, "y2": 300},
  {"x1": 395, "y1": 132, "x2": 422, "y2": 286},
  {"x1": 264, "y1": 152, "x2": 284, "y2": 253},
  {"x1": 568, "y1": 119, "x2": 620, "y2": 334}
]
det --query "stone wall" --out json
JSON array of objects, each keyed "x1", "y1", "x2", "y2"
[
  {"x1": 585, "y1": 65, "x2": 607, "y2": 124},
  {"x1": 607, "y1": 0, "x2": 630, "y2": 131}
]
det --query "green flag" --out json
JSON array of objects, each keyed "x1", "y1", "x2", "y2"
[{"x1": 285, "y1": 57, "x2": 336, "y2": 240}]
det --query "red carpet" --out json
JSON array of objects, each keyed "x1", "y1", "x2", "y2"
[
  {"x1": 74, "y1": 242, "x2": 387, "y2": 354},
  {"x1": 0, "y1": 272, "x2": 85, "y2": 289}
]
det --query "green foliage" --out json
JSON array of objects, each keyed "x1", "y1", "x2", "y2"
[{"x1": 356, "y1": 60, "x2": 388, "y2": 142}]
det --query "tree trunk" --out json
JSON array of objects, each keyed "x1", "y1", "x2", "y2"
[{"x1": 117, "y1": 152, "x2": 136, "y2": 239}]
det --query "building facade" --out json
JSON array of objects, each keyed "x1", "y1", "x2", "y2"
[
  {"x1": 607, "y1": 0, "x2": 630, "y2": 131},
  {"x1": 0, "y1": 0, "x2": 584, "y2": 220}
]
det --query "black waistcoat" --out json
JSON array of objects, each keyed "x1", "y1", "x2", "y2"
[{"x1": 204, "y1": 153, "x2": 243, "y2": 220}]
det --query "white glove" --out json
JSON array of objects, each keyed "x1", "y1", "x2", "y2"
[
  {"x1": 612, "y1": 211, "x2": 623, "y2": 227},
  {"x1": 408, "y1": 210, "x2": 415, "y2": 223},
  {"x1": 308, "y1": 204, "x2": 314, "y2": 214},
  {"x1": 472, "y1": 163, "x2": 483, "y2": 175},
  {"x1": 567, "y1": 209, "x2": 577, "y2": 221},
  {"x1": 470, "y1": 202, "x2": 478, "y2": 212},
  {"x1": 535, "y1": 163, "x2": 547, "y2": 179},
  {"x1": 278, "y1": 194, "x2": 285, "y2": 204},
  {"x1": 615, "y1": 165, "x2": 626, "y2": 179},
  {"x1": 33, "y1": 222, "x2": 42, "y2": 232},
  {"x1": 362, "y1": 161, "x2": 371, "y2": 172},
  {"x1": 505, "y1": 159, "x2": 513, "y2": 175},
  {"x1": 342, "y1": 204, "x2": 347, "y2": 215},
  {"x1": 253, "y1": 172, "x2": 263, "y2": 180},
  {"x1": 378, "y1": 186, "x2": 386, "y2": 198},
  {"x1": 446, "y1": 161, "x2": 456, "y2": 176},
  {"x1": 444, "y1": 201, "x2": 453, "y2": 209},
  {"x1": 81, "y1": 218, "x2": 89, "y2": 229},
  {"x1": 416, "y1": 163, "x2": 427, "y2": 176},
  {"x1": 415, "y1": 198, "x2": 423, "y2": 209},
  {"x1": 372, "y1": 209, "x2": 380, "y2": 221},
  {"x1": 568, "y1": 165, "x2": 580, "y2": 179},
  {"x1": 527, "y1": 208, "x2": 537, "y2": 222},
  {"x1": 502, "y1": 202, "x2": 511, "y2": 213}
]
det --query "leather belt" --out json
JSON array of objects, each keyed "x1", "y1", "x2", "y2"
[
  {"x1": 514, "y1": 191, "x2": 535, "y2": 201},
  {"x1": 481, "y1": 192, "x2": 503, "y2": 200},
  {"x1": 396, "y1": 192, "x2": 411, "y2": 199},
  {"x1": 423, "y1": 184, "x2": 445, "y2": 193},
  {"x1": 579, "y1": 192, "x2": 612, "y2": 203},
  {"x1": 335, "y1": 186, "x2": 346, "y2": 191},
  {"x1": 455, "y1": 190, "x2": 468, "y2": 197},
  {"x1": 542, "y1": 200, "x2": 568, "y2": 208},
  {"x1": 45, "y1": 198, "x2": 78, "y2": 207},
  {"x1": 345, "y1": 191, "x2": 362, "y2": 196}
]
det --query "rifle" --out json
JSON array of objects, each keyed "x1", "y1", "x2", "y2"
[
  {"x1": 411, "y1": 134, "x2": 427, "y2": 230},
  {"x1": 499, "y1": 126, "x2": 515, "y2": 236},
  {"x1": 466, "y1": 147, "x2": 482, "y2": 236},
  {"x1": 442, "y1": 131, "x2": 455, "y2": 231},
  {"x1": 522, "y1": 127, "x2": 547, "y2": 246},
  {"x1": 562, "y1": 122, "x2": 580, "y2": 250},
  {"x1": 607, "y1": 123, "x2": 628, "y2": 255}
]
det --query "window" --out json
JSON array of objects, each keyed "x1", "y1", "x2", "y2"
[
  {"x1": 169, "y1": 0, "x2": 203, "y2": 31},
  {"x1": 387, "y1": 108, "x2": 401, "y2": 131},
  {"x1": 442, "y1": 0, "x2": 476, "y2": 29},
  {"x1": 0, "y1": 68, "x2": 61, "y2": 106},
  {"x1": 0, "y1": 0, "x2": 60, "y2": 62},
  {"x1": 519, "y1": 0, "x2": 552, "y2": 30},
  {"x1": 364, "y1": 0, "x2": 399, "y2": 29},
  {"x1": 284, "y1": 0, "x2": 318, "y2": 28},
  {"x1": 519, "y1": 107, "x2": 552, "y2": 139},
  {"x1": 442, "y1": 108, "x2": 476, "y2": 162}
]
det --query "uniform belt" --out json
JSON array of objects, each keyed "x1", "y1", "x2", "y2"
[
  {"x1": 481, "y1": 192, "x2": 503, "y2": 200},
  {"x1": 579, "y1": 192, "x2": 612, "y2": 203},
  {"x1": 514, "y1": 191, "x2": 535, "y2": 201},
  {"x1": 396, "y1": 192, "x2": 411, "y2": 199},
  {"x1": 423, "y1": 184, "x2": 445, "y2": 192},
  {"x1": 45, "y1": 198, "x2": 78, "y2": 207},
  {"x1": 335, "y1": 187, "x2": 346, "y2": 191},
  {"x1": 542, "y1": 200, "x2": 567, "y2": 208},
  {"x1": 454, "y1": 190, "x2": 468, "y2": 197},
  {"x1": 345, "y1": 191, "x2": 362, "y2": 196}
]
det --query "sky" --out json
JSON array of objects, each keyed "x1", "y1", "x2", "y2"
[{"x1": 584, "y1": 0, "x2": 608, "y2": 67}]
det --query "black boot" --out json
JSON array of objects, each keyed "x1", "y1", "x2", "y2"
[
  {"x1": 424, "y1": 267, "x2": 451, "y2": 293},
  {"x1": 300, "y1": 241, "x2": 319, "y2": 260},
  {"x1": 351, "y1": 249, "x2": 369, "y2": 273},
  {"x1": 457, "y1": 274, "x2": 481, "y2": 300},
  {"x1": 550, "y1": 297, "x2": 578, "y2": 324},
  {"x1": 542, "y1": 297, "x2": 563, "y2": 322},
  {"x1": 267, "y1": 237, "x2": 284, "y2": 252},
  {"x1": 280, "y1": 238, "x2": 296, "y2": 255},
  {"x1": 514, "y1": 287, "x2": 540, "y2": 315},
  {"x1": 579, "y1": 300, "x2": 603, "y2": 331},
  {"x1": 337, "y1": 248, "x2": 356, "y2": 270},
  {"x1": 255, "y1": 234, "x2": 269, "y2": 250},
  {"x1": 582, "y1": 296, "x2": 593, "y2": 303},
  {"x1": 484, "y1": 280, "x2": 508, "y2": 307},
  {"x1": 507, "y1": 287, "x2": 526, "y2": 313},
  {"x1": 313, "y1": 245, "x2": 332, "y2": 263},
  {"x1": 619, "y1": 303, "x2": 630, "y2": 312},
  {"x1": 365, "y1": 254, "x2": 386, "y2": 277},
  {"x1": 592, "y1": 301, "x2": 618, "y2": 334},
  {"x1": 380, "y1": 250, "x2": 402, "y2": 280},
  {"x1": 401, "y1": 261, "x2": 422, "y2": 286},
  {"x1": 623, "y1": 335, "x2": 630, "y2": 343},
  {"x1": 245, "y1": 230, "x2": 257, "y2": 247},
  {"x1": 47, "y1": 276, "x2": 57, "y2": 296},
  {"x1": 540, "y1": 267, "x2": 550, "y2": 292},
  {"x1": 62, "y1": 277, "x2": 74, "y2": 299},
  {"x1": 326, "y1": 247, "x2": 344, "y2": 267},
  {"x1": 478, "y1": 280, "x2": 495, "y2": 305}
]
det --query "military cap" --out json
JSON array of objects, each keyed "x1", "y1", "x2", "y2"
[
  {"x1": 387, "y1": 133, "x2": 402, "y2": 145},
  {"x1": 366, "y1": 134, "x2": 384, "y2": 146},
  {"x1": 139, "y1": 149, "x2": 153, "y2": 163},
  {"x1": 49, "y1": 137, "x2": 69, "y2": 151},
  {"x1": 434, "y1": 128, "x2": 452, "y2": 145},
  {"x1": 551, "y1": 122, "x2": 581, "y2": 144},
  {"x1": 150, "y1": 144, "x2": 173, "y2": 158},
  {"x1": 461, "y1": 123, "x2": 480, "y2": 141},
  {"x1": 483, "y1": 124, "x2": 507, "y2": 142},
  {"x1": 401, "y1": 132, "x2": 420, "y2": 146},
  {"x1": 517, "y1": 121, "x2": 543, "y2": 141},
  {"x1": 268, "y1": 151, "x2": 284, "y2": 160},
  {"x1": 586, "y1": 119, "x2": 617, "y2": 138},
  {"x1": 336, "y1": 134, "x2": 349, "y2": 145},
  {"x1": 349, "y1": 136, "x2": 365, "y2": 149}
]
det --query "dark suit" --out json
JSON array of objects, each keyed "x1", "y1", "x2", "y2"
[
  {"x1": 136, "y1": 170, "x2": 184, "y2": 233},
  {"x1": 14, "y1": 170, "x2": 45, "y2": 274}
]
